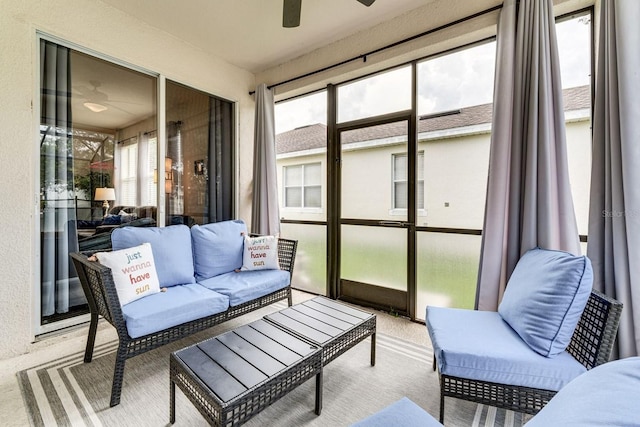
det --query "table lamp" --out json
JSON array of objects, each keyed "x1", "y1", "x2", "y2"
[{"x1": 95, "y1": 187, "x2": 116, "y2": 217}]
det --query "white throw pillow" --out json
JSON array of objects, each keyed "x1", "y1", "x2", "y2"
[
  {"x1": 241, "y1": 235, "x2": 280, "y2": 271},
  {"x1": 95, "y1": 242, "x2": 161, "y2": 306}
]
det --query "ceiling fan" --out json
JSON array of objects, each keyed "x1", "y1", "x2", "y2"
[
  {"x1": 73, "y1": 80, "x2": 137, "y2": 114},
  {"x1": 283, "y1": 0, "x2": 376, "y2": 28}
]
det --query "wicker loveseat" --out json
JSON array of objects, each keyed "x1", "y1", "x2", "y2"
[
  {"x1": 70, "y1": 219, "x2": 297, "y2": 407},
  {"x1": 426, "y1": 248, "x2": 622, "y2": 422}
]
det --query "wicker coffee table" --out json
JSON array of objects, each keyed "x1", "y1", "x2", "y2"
[
  {"x1": 170, "y1": 319, "x2": 323, "y2": 426},
  {"x1": 264, "y1": 296, "x2": 376, "y2": 366}
]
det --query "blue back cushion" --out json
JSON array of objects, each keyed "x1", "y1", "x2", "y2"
[
  {"x1": 191, "y1": 220, "x2": 247, "y2": 280},
  {"x1": 498, "y1": 247, "x2": 593, "y2": 357},
  {"x1": 111, "y1": 224, "x2": 195, "y2": 287}
]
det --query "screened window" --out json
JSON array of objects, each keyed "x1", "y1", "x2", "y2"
[
  {"x1": 556, "y1": 13, "x2": 592, "y2": 237},
  {"x1": 392, "y1": 152, "x2": 424, "y2": 210},
  {"x1": 416, "y1": 41, "x2": 496, "y2": 229},
  {"x1": 284, "y1": 163, "x2": 321, "y2": 208},
  {"x1": 338, "y1": 65, "x2": 411, "y2": 123}
]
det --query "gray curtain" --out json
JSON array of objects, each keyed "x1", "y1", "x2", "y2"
[
  {"x1": 251, "y1": 84, "x2": 280, "y2": 235},
  {"x1": 587, "y1": 0, "x2": 640, "y2": 358},
  {"x1": 476, "y1": 0, "x2": 580, "y2": 311},
  {"x1": 40, "y1": 40, "x2": 76, "y2": 316},
  {"x1": 207, "y1": 97, "x2": 234, "y2": 223}
]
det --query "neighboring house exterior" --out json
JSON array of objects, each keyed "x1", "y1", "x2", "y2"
[{"x1": 276, "y1": 85, "x2": 592, "y2": 234}]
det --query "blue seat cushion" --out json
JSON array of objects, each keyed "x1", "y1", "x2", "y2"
[
  {"x1": 351, "y1": 397, "x2": 442, "y2": 427},
  {"x1": 526, "y1": 357, "x2": 640, "y2": 426},
  {"x1": 498, "y1": 247, "x2": 593, "y2": 357},
  {"x1": 191, "y1": 220, "x2": 247, "y2": 280},
  {"x1": 426, "y1": 306, "x2": 586, "y2": 391},
  {"x1": 121, "y1": 283, "x2": 229, "y2": 338},
  {"x1": 197, "y1": 269, "x2": 290, "y2": 307},
  {"x1": 111, "y1": 224, "x2": 195, "y2": 287}
]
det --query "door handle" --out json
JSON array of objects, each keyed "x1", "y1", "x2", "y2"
[{"x1": 378, "y1": 220, "x2": 407, "y2": 227}]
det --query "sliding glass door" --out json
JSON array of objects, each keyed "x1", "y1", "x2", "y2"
[
  {"x1": 39, "y1": 40, "x2": 157, "y2": 327},
  {"x1": 38, "y1": 38, "x2": 235, "y2": 333}
]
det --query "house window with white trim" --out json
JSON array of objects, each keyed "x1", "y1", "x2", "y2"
[
  {"x1": 284, "y1": 163, "x2": 321, "y2": 208},
  {"x1": 393, "y1": 151, "x2": 424, "y2": 210}
]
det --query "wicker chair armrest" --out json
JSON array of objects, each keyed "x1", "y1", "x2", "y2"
[
  {"x1": 70, "y1": 251, "x2": 127, "y2": 331},
  {"x1": 277, "y1": 237, "x2": 298, "y2": 275},
  {"x1": 568, "y1": 289, "x2": 623, "y2": 369}
]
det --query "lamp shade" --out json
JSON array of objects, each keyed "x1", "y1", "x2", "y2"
[{"x1": 95, "y1": 187, "x2": 116, "y2": 201}]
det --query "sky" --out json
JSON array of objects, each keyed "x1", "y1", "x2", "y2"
[{"x1": 274, "y1": 15, "x2": 591, "y2": 135}]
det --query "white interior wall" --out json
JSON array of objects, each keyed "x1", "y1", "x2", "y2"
[{"x1": 0, "y1": 0, "x2": 255, "y2": 359}]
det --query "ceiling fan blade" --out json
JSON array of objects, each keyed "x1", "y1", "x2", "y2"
[
  {"x1": 283, "y1": 0, "x2": 302, "y2": 28},
  {"x1": 357, "y1": 0, "x2": 376, "y2": 6}
]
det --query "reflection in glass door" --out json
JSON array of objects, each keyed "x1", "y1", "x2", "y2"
[
  {"x1": 39, "y1": 39, "x2": 157, "y2": 331},
  {"x1": 338, "y1": 120, "x2": 413, "y2": 315}
]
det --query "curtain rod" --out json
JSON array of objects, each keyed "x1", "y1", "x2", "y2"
[
  {"x1": 249, "y1": 3, "x2": 503, "y2": 95},
  {"x1": 116, "y1": 135, "x2": 137, "y2": 145}
]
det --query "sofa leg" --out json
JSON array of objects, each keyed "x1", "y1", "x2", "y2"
[
  {"x1": 439, "y1": 389, "x2": 445, "y2": 424},
  {"x1": 84, "y1": 313, "x2": 99, "y2": 363},
  {"x1": 109, "y1": 346, "x2": 128, "y2": 407},
  {"x1": 432, "y1": 355, "x2": 436, "y2": 371},
  {"x1": 287, "y1": 288, "x2": 293, "y2": 306}
]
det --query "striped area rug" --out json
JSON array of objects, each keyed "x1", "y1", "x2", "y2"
[{"x1": 18, "y1": 302, "x2": 525, "y2": 427}]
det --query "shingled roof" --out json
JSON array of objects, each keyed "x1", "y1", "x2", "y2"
[{"x1": 276, "y1": 85, "x2": 590, "y2": 155}]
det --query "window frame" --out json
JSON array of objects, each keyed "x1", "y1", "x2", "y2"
[
  {"x1": 390, "y1": 151, "x2": 425, "y2": 215},
  {"x1": 282, "y1": 162, "x2": 323, "y2": 212}
]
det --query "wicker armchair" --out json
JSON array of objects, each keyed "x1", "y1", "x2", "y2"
[
  {"x1": 430, "y1": 289, "x2": 622, "y2": 422},
  {"x1": 70, "y1": 237, "x2": 297, "y2": 407}
]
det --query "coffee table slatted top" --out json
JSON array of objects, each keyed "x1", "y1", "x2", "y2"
[
  {"x1": 264, "y1": 296, "x2": 376, "y2": 365},
  {"x1": 175, "y1": 319, "x2": 319, "y2": 404}
]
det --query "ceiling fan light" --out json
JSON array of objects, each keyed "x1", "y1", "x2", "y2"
[{"x1": 83, "y1": 102, "x2": 108, "y2": 113}]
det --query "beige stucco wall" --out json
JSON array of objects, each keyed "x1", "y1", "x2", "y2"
[
  {"x1": 565, "y1": 115, "x2": 593, "y2": 235},
  {"x1": 0, "y1": 0, "x2": 255, "y2": 359}
]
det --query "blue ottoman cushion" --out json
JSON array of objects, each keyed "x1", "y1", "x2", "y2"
[{"x1": 351, "y1": 397, "x2": 442, "y2": 427}]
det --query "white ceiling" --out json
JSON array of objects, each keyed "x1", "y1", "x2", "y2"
[{"x1": 99, "y1": 0, "x2": 433, "y2": 73}]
